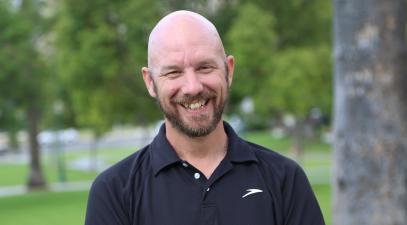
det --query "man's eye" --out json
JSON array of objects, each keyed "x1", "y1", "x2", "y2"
[
  {"x1": 162, "y1": 71, "x2": 181, "y2": 78},
  {"x1": 198, "y1": 66, "x2": 214, "y2": 73}
]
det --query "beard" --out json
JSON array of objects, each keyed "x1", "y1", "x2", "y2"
[{"x1": 153, "y1": 82, "x2": 228, "y2": 138}]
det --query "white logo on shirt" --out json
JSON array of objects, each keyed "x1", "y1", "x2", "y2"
[{"x1": 242, "y1": 189, "x2": 263, "y2": 198}]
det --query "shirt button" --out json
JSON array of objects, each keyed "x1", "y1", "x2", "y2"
[
  {"x1": 194, "y1": 172, "x2": 201, "y2": 179},
  {"x1": 182, "y1": 162, "x2": 188, "y2": 167}
]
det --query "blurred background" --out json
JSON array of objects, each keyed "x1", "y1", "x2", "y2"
[{"x1": 2, "y1": 0, "x2": 399, "y2": 224}]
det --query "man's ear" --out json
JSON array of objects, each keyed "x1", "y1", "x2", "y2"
[
  {"x1": 141, "y1": 67, "x2": 157, "y2": 98},
  {"x1": 226, "y1": 55, "x2": 235, "y2": 87}
]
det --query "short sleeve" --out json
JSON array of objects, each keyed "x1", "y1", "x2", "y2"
[
  {"x1": 282, "y1": 164, "x2": 326, "y2": 225},
  {"x1": 85, "y1": 176, "x2": 130, "y2": 225}
]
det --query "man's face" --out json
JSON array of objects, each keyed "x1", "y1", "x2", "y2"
[
  {"x1": 151, "y1": 50, "x2": 233, "y2": 137},
  {"x1": 142, "y1": 14, "x2": 234, "y2": 137}
]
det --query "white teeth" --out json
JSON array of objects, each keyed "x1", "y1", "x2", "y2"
[
  {"x1": 190, "y1": 103, "x2": 200, "y2": 109},
  {"x1": 183, "y1": 100, "x2": 206, "y2": 110}
]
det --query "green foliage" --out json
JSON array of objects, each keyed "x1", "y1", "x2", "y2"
[
  {"x1": 54, "y1": 0, "x2": 163, "y2": 134},
  {"x1": 162, "y1": 0, "x2": 207, "y2": 12},
  {"x1": 0, "y1": 0, "x2": 51, "y2": 134},
  {"x1": 226, "y1": 2, "x2": 277, "y2": 108},
  {"x1": 221, "y1": 0, "x2": 332, "y2": 125},
  {"x1": 240, "y1": 0, "x2": 332, "y2": 48},
  {"x1": 254, "y1": 45, "x2": 332, "y2": 118},
  {"x1": 1, "y1": 0, "x2": 333, "y2": 134},
  {"x1": 0, "y1": 3, "x2": 19, "y2": 134},
  {"x1": 0, "y1": 1, "x2": 48, "y2": 106}
]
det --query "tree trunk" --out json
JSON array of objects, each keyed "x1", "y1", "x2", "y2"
[
  {"x1": 7, "y1": 128, "x2": 19, "y2": 152},
  {"x1": 26, "y1": 106, "x2": 47, "y2": 190},
  {"x1": 333, "y1": 0, "x2": 407, "y2": 224},
  {"x1": 90, "y1": 135, "x2": 100, "y2": 172},
  {"x1": 291, "y1": 118, "x2": 304, "y2": 161}
]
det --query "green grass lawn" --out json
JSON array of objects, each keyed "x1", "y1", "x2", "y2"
[
  {"x1": 0, "y1": 164, "x2": 98, "y2": 186},
  {"x1": 0, "y1": 147, "x2": 138, "y2": 187},
  {"x1": 63, "y1": 147, "x2": 138, "y2": 165},
  {"x1": 0, "y1": 131, "x2": 332, "y2": 225},
  {"x1": 0, "y1": 191, "x2": 89, "y2": 225},
  {"x1": 244, "y1": 131, "x2": 332, "y2": 153},
  {"x1": 313, "y1": 184, "x2": 331, "y2": 224}
]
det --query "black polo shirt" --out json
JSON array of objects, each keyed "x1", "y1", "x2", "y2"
[{"x1": 85, "y1": 122, "x2": 325, "y2": 225}]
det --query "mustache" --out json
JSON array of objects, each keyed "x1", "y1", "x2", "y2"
[{"x1": 171, "y1": 91, "x2": 217, "y2": 104}]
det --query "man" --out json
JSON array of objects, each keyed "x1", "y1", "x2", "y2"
[{"x1": 85, "y1": 10, "x2": 325, "y2": 225}]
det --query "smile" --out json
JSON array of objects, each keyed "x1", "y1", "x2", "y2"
[{"x1": 180, "y1": 99, "x2": 209, "y2": 110}]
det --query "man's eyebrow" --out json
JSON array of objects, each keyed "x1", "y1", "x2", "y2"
[
  {"x1": 160, "y1": 65, "x2": 182, "y2": 73},
  {"x1": 196, "y1": 59, "x2": 218, "y2": 66}
]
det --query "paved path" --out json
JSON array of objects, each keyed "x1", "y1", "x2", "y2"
[{"x1": 0, "y1": 181, "x2": 92, "y2": 198}]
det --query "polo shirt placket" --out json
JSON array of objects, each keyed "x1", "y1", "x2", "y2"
[
  {"x1": 177, "y1": 158, "x2": 236, "y2": 225},
  {"x1": 181, "y1": 161, "x2": 218, "y2": 225}
]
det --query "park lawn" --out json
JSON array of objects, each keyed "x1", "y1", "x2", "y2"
[
  {"x1": 244, "y1": 131, "x2": 332, "y2": 153},
  {"x1": 1, "y1": 131, "x2": 332, "y2": 187},
  {"x1": 0, "y1": 131, "x2": 331, "y2": 224},
  {"x1": 0, "y1": 164, "x2": 97, "y2": 186},
  {"x1": 244, "y1": 131, "x2": 293, "y2": 152},
  {"x1": 313, "y1": 184, "x2": 331, "y2": 224},
  {"x1": 0, "y1": 190, "x2": 89, "y2": 225},
  {"x1": 0, "y1": 184, "x2": 331, "y2": 225},
  {"x1": 0, "y1": 147, "x2": 137, "y2": 186},
  {"x1": 63, "y1": 147, "x2": 138, "y2": 164}
]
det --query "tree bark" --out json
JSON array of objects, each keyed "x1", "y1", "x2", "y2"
[
  {"x1": 26, "y1": 106, "x2": 47, "y2": 190},
  {"x1": 7, "y1": 128, "x2": 19, "y2": 152},
  {"x1": 333, "y1": 0, "x2": 407, "y2": 224},
  {"x1": 291, "y1": 118, "x2": 304, "y2": 161}
]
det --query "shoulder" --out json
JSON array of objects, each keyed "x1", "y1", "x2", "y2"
[
  {"x1": 92, "y1": 144, "x2": 151, "y2": 191},
  {"x1": 240, "y1": 140, "x2": 324, "y2": 224},
  {"x1": 244, "y1": 140, "x2": 306, "y2": 186},
  {"x1": 248, "y1": 141, "x2": 299, "y2": 171},
  {"x1": 85, "y1": 146, "x2": 152, "y2": 224}
]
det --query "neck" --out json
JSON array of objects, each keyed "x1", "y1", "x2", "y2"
[{"x1": 165, "y1": 120, "x2": 228, "y2": 178}]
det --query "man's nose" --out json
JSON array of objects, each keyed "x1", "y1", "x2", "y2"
[{"x1": 181, "y1": 70, "x2": 204, "y2": 96}]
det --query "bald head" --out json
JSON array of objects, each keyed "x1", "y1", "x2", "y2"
[{"x1": 147, "y1": 10, "x2": 226, "y2": 69}]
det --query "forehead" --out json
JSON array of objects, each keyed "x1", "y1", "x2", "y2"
[
  {"x1": 148, "y1": 13, "x2": 225, "y2": 69},
  {"x1": 153, "y1": 41, "x2": 223, "y2": 68}
]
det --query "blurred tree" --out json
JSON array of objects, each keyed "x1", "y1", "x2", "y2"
[
  {"x1": 0, "y1": 0, "x2": 50, "y2": 189},
  {"x1": 226, "y1": 2, "x2": 277, "y2": 111},
  {"x1": 0, "y1": 3, "x2": 22, "y2": 151},
  {"x1": 225, "y1": 1, "x2": 332, "y2": 157},
  {"x1": 162, "y1": 0, "x2": 206, "y2": 12},
  {"x1": 55, "y1": 0, "x2": 163, "y2": 130},
  {"x1": 208, "y1": 0, "x2": 238, "y2": 38},
  {"x1": 333, "y1": 0, "x2": 407, "y2": 224},
  {"x1": 54, "y1": 0, "x2": 162, "y2": 170},
  {"x1": 241, "y1": 0, "x2": 332, "y2": 48},
  {"x1": 0, "y1": 101, "x2": 23, "y2": 152},
  {"x1": 255, "y1": 46, "x2": 331, "y2": 157}
]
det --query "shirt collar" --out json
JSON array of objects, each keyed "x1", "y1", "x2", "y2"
[
  {"x1": 223, "y1": 122, "x2": 258, "y2": 163},
  {"x1": 150, "y1": 124, "x2": 181, "y2": 176},
  {"x1": 150, "y1": 121, "x2": 258, "y2": 176}
]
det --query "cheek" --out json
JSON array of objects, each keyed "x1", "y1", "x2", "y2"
[
  {"x1": 202, "y1": 73, "x2": 227, "y2": 88},
  {"x1": 156, "y1": 81, "x2": 180, "y2": 101},
  {"x1": 209, "y1": 76, "x2": 228, "y2": 95}
]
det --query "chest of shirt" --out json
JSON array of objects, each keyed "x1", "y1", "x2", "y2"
[{"x1": 130, "y1": 163, "x2": 277, "y2": 225}]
